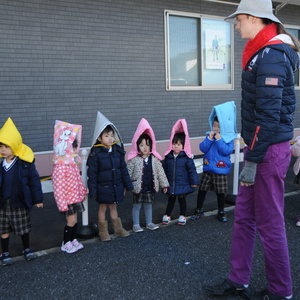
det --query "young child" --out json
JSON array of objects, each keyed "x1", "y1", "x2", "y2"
[
  {"x1": 127, "y1": 118, "x2": 169, "y2": 232},
  {"x1": 87, "y1": 112, "x2": 133, "y2": 242},
  {"x1": 0, "y1": 118, "x2": 43, "y2": 265},
  {"x1": 192, "y1": 101, "x2": 236, "y2": 222},
  {"x1": 290, "y1": 135, "x2": 300, "y2": 227},
  {"x1": 52, "y1": 120, "x2": 87, "y2": 254},
  {"x1": 162, "y1": 119, "x2": 198, "y2": 225}
]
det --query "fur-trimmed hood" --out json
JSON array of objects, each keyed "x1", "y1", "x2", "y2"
[
  {"x1": 91, "y1": 111, "x2": 123, "y2": 148},
  {"x1": 209, "y1": 101, "x2": 237, "y2": 143},
  {"x1": 53, "y1": 120, "x2": 82, "y2": 165},
  {"x1": 127, "y1": 118, "x2": 161, "y2": 160},
  {"x1": 0, "y1": 117, "x2": 34, "y2": 163},
  {"x1": 164, "y1": 119, "x2": 193, "y2": 158}
]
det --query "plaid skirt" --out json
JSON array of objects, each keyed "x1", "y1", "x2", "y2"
[
  {"x1": 61, "y1": 202, "x2": 85, "y2": 217},
  {"x1": 199, "y1": 171, "x2": 228, "y2": 194},
  {"x1": 0, "y1": 199, "x2": 31, "y2": 235},
  {"x1": 133, "y1": 193, "x2": 155, "y2": 204}
]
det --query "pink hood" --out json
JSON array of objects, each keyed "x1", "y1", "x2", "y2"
[
  {"x1": 53, "y1": 120, "x2": 82, "y2": 165},
  {"x1": 127, "y1": 118, "x2": 162, "y2": 160},
  {"x1": 164, "y1": 119, "x2": 193, "y2": 158}
]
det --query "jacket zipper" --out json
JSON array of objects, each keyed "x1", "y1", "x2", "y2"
[
  {"x1": 172, "y1": 156, "x2": 176, "y2": 194},
  {"x1": 250, "y1": 126, "x2": 260, "y2": 150}
]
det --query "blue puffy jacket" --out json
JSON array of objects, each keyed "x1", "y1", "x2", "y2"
[
  {"x1": 0, "y1": 158, "x2": 43, "y2": 210},
  {"x1": 200, "y1": 136, "x2": 234, "y2": 175},
  {"x1": 87, "y1": 144, "x2": 133, "y2": 204},
  {"x1": 241, "y1": 41, "x2": 299, "y2": 163},
  {"x1": 163, "y1": 151, "x2": 199, "y2": 195}
]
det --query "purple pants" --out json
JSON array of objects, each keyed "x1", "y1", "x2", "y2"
[{"x1": 228, "y1": 142, "x2": 292, "y2": 297}]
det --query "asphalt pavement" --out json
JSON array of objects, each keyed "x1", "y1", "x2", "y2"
[{"x1": 1, "y1": 159, "x2": 300, "y2": 299}]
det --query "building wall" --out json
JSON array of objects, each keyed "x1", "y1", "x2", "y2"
[{"x1": 0, "y1": 0, "x2": 300, "y2": 175}]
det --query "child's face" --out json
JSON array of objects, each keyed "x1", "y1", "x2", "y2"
[
  {"x1": 138, "y1": 139, "x2": 150, "y2": 158},
  {"x1": 213, "y1": 121, "x2": 220, "y2": 134},
  {"x1": 98, "y1": 130, "x2": 114, "y2": 147},
  {"x1": 172, "y1": 140, "x2": 183, "y2": 155},
  {"x1": 0, "y1": 144, "x2": 14, "y2": 161}
]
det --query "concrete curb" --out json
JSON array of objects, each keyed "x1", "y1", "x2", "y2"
[{"x1": 8, "y1": 190, "x2": 300, "y2": 265}]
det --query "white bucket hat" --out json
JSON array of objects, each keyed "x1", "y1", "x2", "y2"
[{"x1": 225, "y1": 0, "x2": 282, "y2": 24}]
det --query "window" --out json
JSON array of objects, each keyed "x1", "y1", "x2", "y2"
[
  {"x1": 165, "y1": 10, "x2": 233, "y2": 90},
  {"x1": 286, "y1": 26, "x2": 300, "y2": 88}
]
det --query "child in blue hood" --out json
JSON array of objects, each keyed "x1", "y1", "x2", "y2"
[{"x1": 192, "y1": 116, "x2": 234, "y2": 222}]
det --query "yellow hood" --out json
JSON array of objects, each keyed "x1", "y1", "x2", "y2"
[{"x1": 0, "y1": 118, "x2": 34, "y2": 163}]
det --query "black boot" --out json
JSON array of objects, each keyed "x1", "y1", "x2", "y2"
[
  {"x1": 204, "y1": 278, "x2": 251, "y2": 299},
  {"x1": 252, "y1": 289, "x2": 292, "y2": 300}
]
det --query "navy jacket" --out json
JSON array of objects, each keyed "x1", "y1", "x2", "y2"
[
  {"x1": 0, "y1": 158, "x2": 43, "y2": 210},
  {"x1": 163, "y1": 151, "x2": 199, "y2": 196},
  {"x1": 241, "y1": 41, "x2": 299, "y2": 163},
  {"x1": 87, "y1": 144, "x2": 133, "y2": 204}
]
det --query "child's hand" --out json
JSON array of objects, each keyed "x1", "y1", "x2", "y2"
[
  {"x1": 191, "y1": 185, "x2": 197, "y2": 188},
  {"x1": 35, "y1": 203, "x2": 43, "y2": 208},
  {"x1": 208, "y1": 131, "x2": 215, "y2": 140},
  {"x1": 215, "y1": 133, "x2": 221, "y2": 140},
  {"x1": 163, "y1": 188, "x2": 168, "y2": 194}
]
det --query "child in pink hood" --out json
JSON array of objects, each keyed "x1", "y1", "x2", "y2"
[
  {"x1": 162, "y1": 119, "x2": 198, "y2": 226},
  {"x1": 127, "y1": 119, "x2": 169, "y2": 232},
  {"x1": 52, "y1": 120, "x2": 87, "y2": 254}
]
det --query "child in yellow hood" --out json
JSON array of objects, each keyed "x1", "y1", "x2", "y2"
[{"x1": 0, "y1": 118, "x2": 43, "y2": 266}]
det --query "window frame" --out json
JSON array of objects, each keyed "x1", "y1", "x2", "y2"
[{"x1": 164, "y1": 10, "x2": 234, "y2": 91}]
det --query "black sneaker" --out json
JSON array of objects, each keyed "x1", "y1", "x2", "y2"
[
  {"x1": 0, "y1": 252, "x2": 13, "y2": 266},
  {"x1": 217, "y1": 212, "x2": 228, "y2": 222},
  {"x1": 204, "y1": 278, "x2": 251, "y2": 299},
  {"x1": 190, "y1": 208, "x2": 204, "y2": 220},
  {"x1": 253, "y1": 289, "x2": 292, "y2": 300},
  {"x1": 22, "y1": 248, "x2": 37, "y2": 261}
]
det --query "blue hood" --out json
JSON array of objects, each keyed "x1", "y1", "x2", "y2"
[{"x1": 209, "y1": 101, "x2": 237, "y2": 143}]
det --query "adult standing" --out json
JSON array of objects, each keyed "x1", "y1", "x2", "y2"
[{"x1": 204, "y1": 0, "x2": 300, "y2": 299}]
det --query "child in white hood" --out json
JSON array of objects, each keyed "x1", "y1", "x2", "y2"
[{"x1": 87, "y1": 112, "x2": 133, "y2": 241}]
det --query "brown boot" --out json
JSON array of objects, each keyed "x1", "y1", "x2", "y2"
[
  {"x1": 98, "y1": 221, "x2": 111, "y2": 242},
  {"x1": 112, "y1": 217, "x2": 130, "y2": 237}
]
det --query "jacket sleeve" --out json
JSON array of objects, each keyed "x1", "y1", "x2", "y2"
[
  {"x1": 215, "y1": 139, "x2": 234, "y2": 156},
  {"x1": 126, "y1": 159, "x2": 134, "y2": 179},
  {"x1": 200, "y1": 136, "x2": 213, "y2": 154},
  {"x1": 186, "y1": 158, "x2": 199, "y2": 186},
  {"x1": 155, "y1": 158, "x2": 169, "y2": 188},
  {"x1": 87, "y1": 150, "x2": 98, "y2": 199},
  {"x1": 120, "y1": 155, "x2": 134, "y2": 191},
  {"x1": 28, "y1": 163, "x2": 43, "y2": 204}
]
